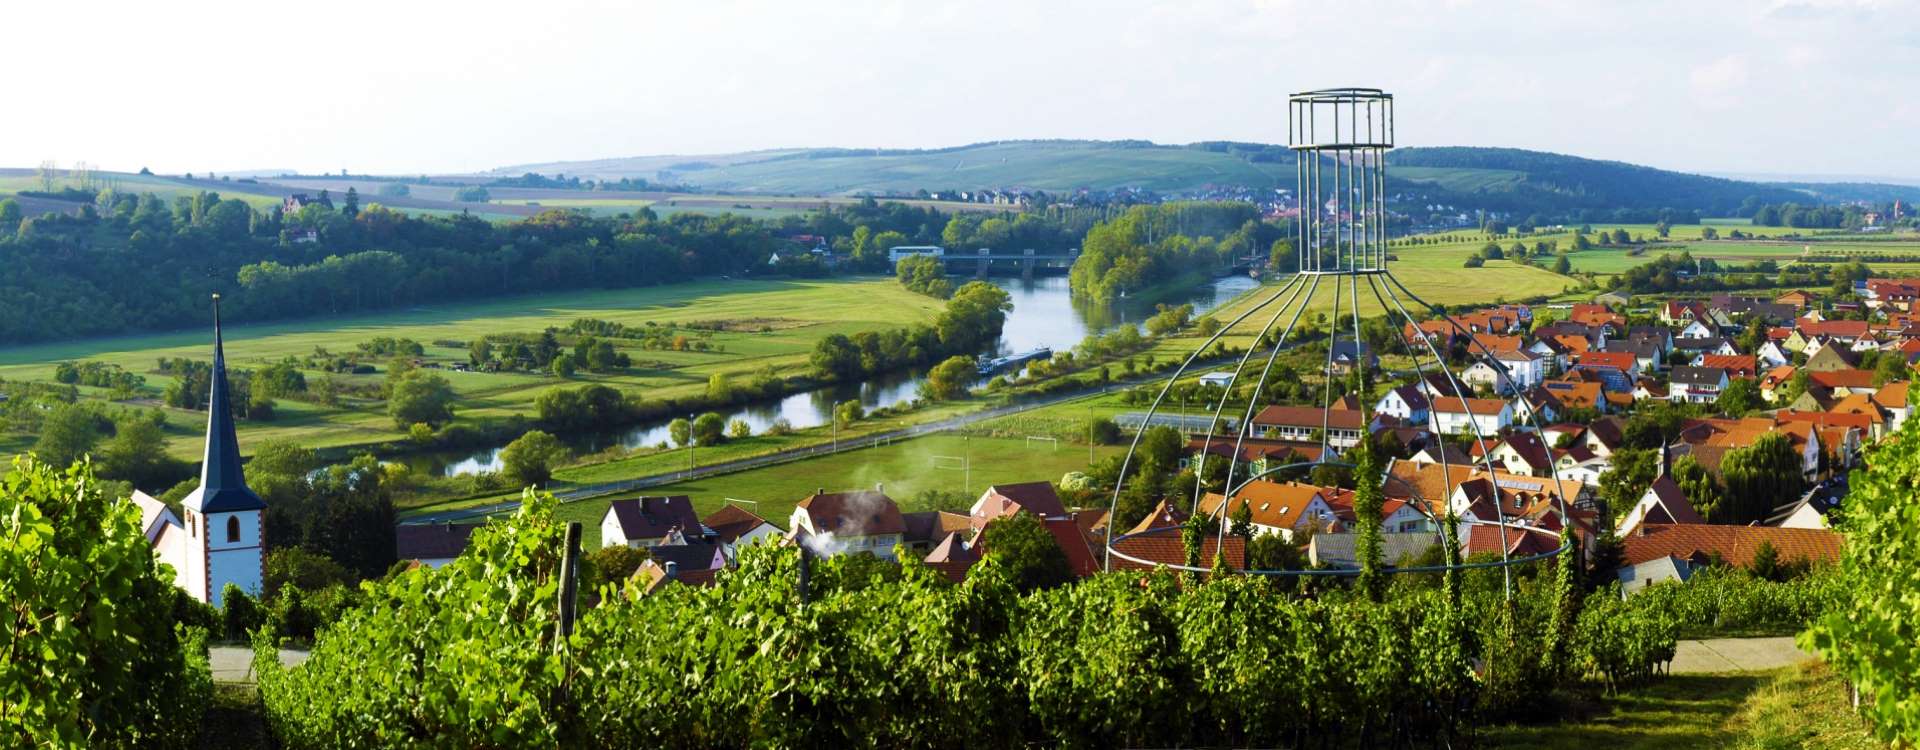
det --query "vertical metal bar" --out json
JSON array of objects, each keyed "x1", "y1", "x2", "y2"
[{"x1": 556, "y1": 521, "x2": 582, "y2": 646}]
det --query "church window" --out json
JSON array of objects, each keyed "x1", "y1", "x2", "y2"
[{"x1": 226, "y1": 516, "x2": 241, "y2": 543}]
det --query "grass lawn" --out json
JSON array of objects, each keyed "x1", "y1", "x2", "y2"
[
  {"x1": 546, "y1": 433, "x2": 1120, "y2": 548},
  {"x1": 1484, "y1": 661, "x2": 1878, "y2": 750}
]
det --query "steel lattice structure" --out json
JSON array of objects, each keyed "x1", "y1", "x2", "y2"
[{"x1": 1102, "y1": 89, "x2": 1573, "y2": 595}]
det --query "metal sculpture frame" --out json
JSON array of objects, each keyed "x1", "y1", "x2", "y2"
[{"x1": 1102, "y1": 89, "x2": 1574, "y2": 596}]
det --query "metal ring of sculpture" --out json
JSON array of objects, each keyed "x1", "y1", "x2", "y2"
[{"x1": 1101, "y1": 89, "x2": 1574, "y2": 592}]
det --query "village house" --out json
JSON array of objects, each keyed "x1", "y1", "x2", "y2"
[
  {"x1": 1463, "y1": 348, "x2": 1545, "y2": 394},
  {"x1": 969, "y1": 481, "x2": 1070, "y2": 531},
  {"x1": 1184, "y1": 436, "x2": 1325, "y2": 479},
  {"x1": 1775, "y1": 290, "x2": 1817, "y2": 310},
  {"x1": 1569, "y1": 350, "x2": 1638, "y2": 392},
  {"x1": 1431, "y1": 397, "x2": 1514, "y2": 436},
  {"x1": 1252, "y1": 405, "x2": 1365, "y2": 449},
  {"x1": 788, "y1": 490, "x2": 908, "y2": 560},
  {"x1": 1472, "y1": 431, "x2": 1555, "y2": 477},
  {"x1": 703, "y1": 504, "x2": 782, "y2": 556},
  {"x1": 601, "y1": 496, "x2": 710, "y2": 549},
  {"x1": 394, "y1": 523, "x2": 482, "y2": 568},
  {"x1": 1616, "y1": 523, "x2": 1843, "y2": 593},
  {"x1": 1615, "y1": 472, "x2": 1705, "y2": 537},
  {"x1": 1696, "y1": 354, "x2": 1757, "y2": 378},
  {"x1": 1374, "y1": 384, "x2": 1431, "y2": 424},
  {"x1": 1198, "y1": 480, "x2": 1338, "y2": 541},
  {"x1": 1668, "y1": 365, "x2": 1730, "y2": 404}
]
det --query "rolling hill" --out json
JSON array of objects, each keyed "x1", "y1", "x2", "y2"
[{"x1": 495, "y1": 140, "x2": 1920, "y2": 215}]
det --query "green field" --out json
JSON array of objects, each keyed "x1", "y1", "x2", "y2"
[
  {"x1": 0, "y1": 173, "x2": 286, "y2": 211},
  {"x1": 550, "y1": 433, "x2": 1121, "y2": 547},
  {"x1": 1392, "y1": 221, "x2": 1920, "y2": 279},
  {"x1": 488, "y1": 197, "x2": 656, "y2": 216},
  {"x1": 0, "y1": 278, "x2": 945, "y2": 462}
]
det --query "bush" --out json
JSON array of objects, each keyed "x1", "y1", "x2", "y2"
[
  {"x1": 263, "y1": 547, "x2": 351, "y2": 595},
  {"x1": 1804, "y1": 418, "x2": 1920, "y2": 744},
  {"x1": 256, "y1": 490, "x2": 572, "y2": 747},
  {"x1": 0, "y1": 456, "x2": 211, "y2": 748},
  {"x1": 221, "y1": 584, "x2": 264, "y2": 641}
]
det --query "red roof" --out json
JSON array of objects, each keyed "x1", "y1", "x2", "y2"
[
  {"x1": 971, "y1": 481, "x2": 1069, "y2": 530},
  {"x1": 1044, "y1": 518, "x2": 1102, "y2": 577},
  {"x1": 395, "y1": 522, "x2": 481, "y2": 561},
  {"x1": 1433, "y1": 397, "x2": 1510, "y2": 416},
  {"x1": 1799, "y1": 319, "x2": 1870, "y2": 339},
  {"x1": 796, "y1": 491, "x2": 907, "y2": 536},
  {"x1": 606, "y1": 496, "x2": 703, "y2": 541},
  {"x1": 1253, "y1": 405, "x2": 1367, "y2": 431},
  {"x1": 1698, "y1": 355, "x2": 1757, "y2": 378},
  {"x1": 1464, "y1": 525, "x2": 1560, "y2": 557},
  {"x1": 1622, "y1": 523, "x2": 1842, "y2": 568},
  {"x1": 1575, "y1": 351, "x2": 1638, "y2": 370},
  {"x1": 1808, "y1": 369, "x2": 1874, "y2": 390},
  {"x1": 703, "y1": 504, "x2": 775, "y2": 544},
  {"x1": 1110, "y1": 531, "x2": 1247, "y2": 572}
]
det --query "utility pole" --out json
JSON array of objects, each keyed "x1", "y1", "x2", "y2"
[{"x1": 687, "y1": 413, "x2": 695, "y2": 478}]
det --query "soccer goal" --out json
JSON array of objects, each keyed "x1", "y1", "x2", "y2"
[{"x1": 1025, "y1": 436, "x2": 1060, "y2": 451}]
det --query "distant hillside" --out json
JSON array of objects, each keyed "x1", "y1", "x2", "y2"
[
  {"x1": 1762, "y1": 181, "x2": 1920, "y2": 204},
  {"x1": 499, "y1": 140, "x2": 1890, "y2": 217},
  {"x1": 500, "y1": 141, "x2": 1297, "y2": 195},
  {"x1": 1382, "y1": 147, "x2": 1808, "y2": 216}
]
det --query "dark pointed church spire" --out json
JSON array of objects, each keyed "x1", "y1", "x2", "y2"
[{"x1": 183, "y1": 293, "x2": 265, "y2": 513}]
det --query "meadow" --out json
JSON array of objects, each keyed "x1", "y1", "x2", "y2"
[
  {"x1": 0, "y1": 278, "x2": 945, "y2": 462},
  {"x1": 552, "y1": 433, "x2": 1123, "y2": 547},
  {"x1": 0, "y1": 171, "x2": 287, "y2": 210}
]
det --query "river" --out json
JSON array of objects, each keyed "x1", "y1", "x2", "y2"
[{"x1": 406, "y1": 273, "x2": 1261, "y2": 477}]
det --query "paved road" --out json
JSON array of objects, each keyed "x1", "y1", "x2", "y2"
[
  {"x1": 402, "y1": 353, "x2": 1246, "y2": 525},
  {"x1": 1669, "y1": 637, "x2": 1817, "y2": 674},
  {"x1": 209, "y1": 646, "x2": 308, "y2": 683}
]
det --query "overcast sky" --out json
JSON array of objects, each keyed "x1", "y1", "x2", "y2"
[{"x1": 10, "y1": 0, "x2": 1917, "y2": 181}]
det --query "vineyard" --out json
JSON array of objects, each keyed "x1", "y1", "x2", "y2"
[{"x1": 250, "y1": 493, "x2": 1691, "y2": 748}]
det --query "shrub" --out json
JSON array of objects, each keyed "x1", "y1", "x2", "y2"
[
  {"x1": 1804, "y1": 418, "x2": 1920, "y2": 744},
  {"x1": 256, "y1": 490, "x2": 572, "y2": 747},
  {"x1": 1, "y1": 456, "x2": 211, "y2": 748},
  {"x1": 221, "y1": 584, "x2": 264, "y2": 641}
]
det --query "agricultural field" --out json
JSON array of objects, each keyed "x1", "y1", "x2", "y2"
[
  {"x1": 0, "y1": 278, "x2": 945, "y2": 463},
  {"x1": 0, "y1": 170, "x2": 287, "y2": 211},
  {"x1": 1394, "y1": 220, "x2": 1920, "y2": 280},
  {"x1": 554, "y1": 433, "x2": 1124, "y2": 547}
]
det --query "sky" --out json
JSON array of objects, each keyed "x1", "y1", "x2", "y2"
[{"x1": 9, "y1": 0, "x2": 1919, "y2": 181}]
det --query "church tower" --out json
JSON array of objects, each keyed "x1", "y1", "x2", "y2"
[{"x1": 178, "y1": 294, "x2": 267, "y2": 608}]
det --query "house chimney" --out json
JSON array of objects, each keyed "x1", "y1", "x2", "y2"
[
  {"x1": 1659, "y1": 440, "x2": 1672, "y2": 478},
  {"x1": 816, "y1": 487, "x2": 824, "y2": 496},
  {"x1": 875, "y1": 482, "x2": 884, "y2": 494}
]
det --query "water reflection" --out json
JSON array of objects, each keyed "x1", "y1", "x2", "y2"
[{"x1": 410, "y1": 274, "x2": 1258, "y2": 476}]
